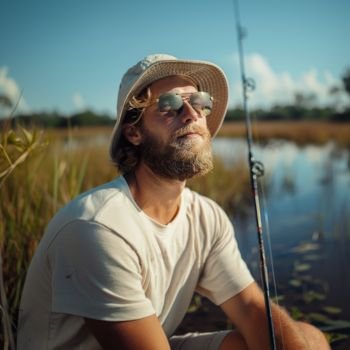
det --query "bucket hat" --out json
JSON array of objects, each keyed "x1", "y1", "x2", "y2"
[{"x1": 110, "y1": 53, "x2": 229, "y2": 159}]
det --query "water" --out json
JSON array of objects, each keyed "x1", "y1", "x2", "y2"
[{"x1": 212, "y1": 138, "x2": 350, "y2": 341}]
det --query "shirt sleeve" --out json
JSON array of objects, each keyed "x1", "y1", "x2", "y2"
[
  {"x1": 196, "y1": 203, "x2": 254, "y2": 305},
  {"x1": 48, "y1": 220, "x2": 155, "y2": 321}
]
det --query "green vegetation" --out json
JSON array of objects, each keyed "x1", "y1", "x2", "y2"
[
  {"x1": 0, "y1": 110, "x2": 115, "y2": 129},
  {"x1": 219, "y1": 121, "x2": 350, "y2": 147},
  {"x1": 0, "y1": 126, "x2": 48, "y2": 350},
  {"x1": 1, "y1": 103, "x2": 349, "y2": 129}
]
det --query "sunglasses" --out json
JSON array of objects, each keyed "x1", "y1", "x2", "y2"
[{"x1": 156, "y1": 91, "x2": 213, "y2": 117}]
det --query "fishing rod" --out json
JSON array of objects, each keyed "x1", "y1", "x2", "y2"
[{"x1": 233, "y1": 1, "x2": 277, "y2": 349}]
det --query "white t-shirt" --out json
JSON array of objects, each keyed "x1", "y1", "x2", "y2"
[{"x1": 17, "y1": 176, "x2": 253, "y2": 349}]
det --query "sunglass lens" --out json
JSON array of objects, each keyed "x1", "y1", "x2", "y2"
[
  {"x1": 190, "y1": 92, "x2": 213, "y2": 117},
  {"x1": 157, "y1": 91, "x2": 213, "y2": 117},
  {"x1": 158, "y1": 93, "x2": 183, "y2": 112}
]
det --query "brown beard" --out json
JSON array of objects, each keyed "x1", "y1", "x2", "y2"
[{"x1": 140, "y1": 124, "x2": 213, "y2": 181}]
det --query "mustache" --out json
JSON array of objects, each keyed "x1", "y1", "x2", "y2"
[{"x1": 173, "y1": 125, "x2": 210, "y2": 138}]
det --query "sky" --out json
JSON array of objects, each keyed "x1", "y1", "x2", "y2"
[{"x1": 1, "y1": 0, "x2": 349, "y2": 117}]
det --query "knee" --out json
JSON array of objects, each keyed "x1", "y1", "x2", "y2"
[{"x1": 296, "y1": 321, "x2": 330, "y2": 349}]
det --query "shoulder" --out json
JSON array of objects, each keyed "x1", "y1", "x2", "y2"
[
  {"x1": 43, "y1": 177, "x2": 129, "y2": 241},
  {"x1": 44, "y1": 176, "x2": 157, "y2": 259},
  {"x1": 65, "y1": 176, "x2": 127, "y2": 220}
]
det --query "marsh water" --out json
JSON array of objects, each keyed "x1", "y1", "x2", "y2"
[{"x1": 207, "y1": 138, "x2": 350, "y2": 344}]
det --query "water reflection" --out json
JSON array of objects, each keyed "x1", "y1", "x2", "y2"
[{"x1": 212, "y1": 138, "x2": 350, "y2": 340}]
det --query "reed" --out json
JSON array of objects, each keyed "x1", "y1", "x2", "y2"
[
  {"x1": 0, "y1": 126, "x2": 48, "y2": 350},
  {"x1": 219, "y1": 121, "x2": 350, "y2": 147}
]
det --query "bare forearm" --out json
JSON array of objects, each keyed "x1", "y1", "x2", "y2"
[
  {"x1": 240, "y1": 307, "x2": 306, "y2": 350},
  {"x1": 220, "y1": 284, "x2": 329, "y2": 350},
  {"x1": 270, "y1": 305, "x2": 311, "y2": 350},
  {"x1": 238, "y1": 304, "x2": 329, "y2": 350},
  {"x1": 267, "y1": 304, "x2": 329, "y2": 350}
]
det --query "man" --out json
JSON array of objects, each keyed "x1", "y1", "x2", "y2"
[{"x1": 17, "y1": 54, "x2": 329, "y2": 349}]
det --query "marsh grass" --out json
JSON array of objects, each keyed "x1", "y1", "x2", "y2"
[
  {"x1": 0, "y1": 126, "x2": 48, "y2": 350},
  {"x1": 219, "y1": 121, "x2": 350, "y2": 147}
]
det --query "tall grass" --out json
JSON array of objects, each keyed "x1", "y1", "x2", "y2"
[
  {"x1": 0, "y1": 126, "x2": 47, "y2": 350},
  {"x1": 219, "y1": 121, "x2": 350, "y2": 147}
]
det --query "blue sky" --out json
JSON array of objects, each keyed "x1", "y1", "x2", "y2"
[{"x1": 1, "y1": 0, "x2": 349, "y2": 116}]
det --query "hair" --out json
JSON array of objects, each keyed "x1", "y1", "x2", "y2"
[{"x1": 111, "y1": 88, "x2": 152, "y2": 174}]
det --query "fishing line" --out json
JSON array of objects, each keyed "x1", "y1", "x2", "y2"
[
  {"x1": 260, "y1": 181, "x2": 286, "y2": 350},
  {"x1": 232, "y1": 0, "x2": 277, "y2": 348},
  {"x1": 249, "y1": 104, "x2": 285, "y2": 348}
]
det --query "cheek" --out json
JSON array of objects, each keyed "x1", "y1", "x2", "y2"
[
  {"x1": 143, "y1": 110, "x2": 174, "y2": 134},
  {"x1": 141, "y1": 118, "x2": 170, "y2": 145}
]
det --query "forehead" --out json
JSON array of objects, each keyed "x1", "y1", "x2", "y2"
[{"x1": 149, "y1": 76, "x2": 198, "y2": 97}]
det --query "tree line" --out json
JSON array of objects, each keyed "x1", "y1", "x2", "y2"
[
  {"x1": 1, "y1": 69, "x2": 349, "y2": 127},
  {"x1": 2, "y1": 104, "x2": 349, "y2": 129}
]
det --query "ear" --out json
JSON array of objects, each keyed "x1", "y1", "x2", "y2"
[{"x1": 122, "y1": 124, "x2": 143, "y2": 146}]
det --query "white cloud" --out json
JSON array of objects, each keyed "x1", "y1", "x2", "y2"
[
  {"x1": 229, "y1": 53, "x2": 349, "y2": 110},
  {"x1": 72, "y1": 93, "x2": 85, "y2": 110},
  {"x1": 0, "y1": 67, "x2": 29, "y2": 113}
]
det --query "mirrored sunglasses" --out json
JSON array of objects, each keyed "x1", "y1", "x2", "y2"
[{"x1": 156, "y1": 91, "x2": 213, "y2": 117}]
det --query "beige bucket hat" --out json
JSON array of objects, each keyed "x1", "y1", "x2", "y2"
[{"x1": 109, "y1": 53, "x2": 229, "y2": 159}]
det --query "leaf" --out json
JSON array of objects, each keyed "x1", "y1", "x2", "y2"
[
  {"x1": 187, "y1": 304, "x2": 200, "y2": 313},
  {"x1": 294, "y1": 263, "x2": 311, "y2": 272},
  {"x1": 307, "y1": 312, "x2": 332, "y2": 323},
  {"x1": 303, "y1": 254, "x2": 323, "y2": 261},
  {"x1": 272, "y1": 295, "x2": 285, "y2": 303},
  {"x1": 322, "y1": 306, "x2": 342, "y2": 315},
  {"x1": 6, "y1": 130, "x2": 23, "y2": 146},
  {"x1": 289, "y1": 279, "x2": 302, "y2": 287},
  {"x1": 20, "y1": 126, "x2": 33, "y2": 145},
  {"x1": 290, "y1": 306, "x2": 304, "y2": 320},
  {"x1": 302, "y1": 291, "x2": 326, "y2": 303},
  {"x1": 325, "y1": 332, "x2": 349, "y2": 343},
  {"x1": 291, "y1": 242, "x2": 320, "y2": 254},
  {"x1": 187, "y1": 295, "x2": 202, "y2": 313},
  {"x1": 320, "y1": 319, "x2": 350, "y2": 330}
]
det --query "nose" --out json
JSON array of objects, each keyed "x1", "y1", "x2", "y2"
[{"x1": 179, "y1": 100, "x2": 200, "y2": 124}]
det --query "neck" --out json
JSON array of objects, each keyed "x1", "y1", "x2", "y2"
[{"x1": 124, "y1": 162, "x2": 186, "y2": 225}]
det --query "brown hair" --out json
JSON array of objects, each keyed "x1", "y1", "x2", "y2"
[{"x1": 111, "y1": 88, "x2": 151, "y2": 174}]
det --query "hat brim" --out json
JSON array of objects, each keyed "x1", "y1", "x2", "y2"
[{"x1": 110, "y1": 59, "x2": 229, "y2": 159}]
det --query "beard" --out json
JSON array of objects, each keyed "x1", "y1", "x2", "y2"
[{"x1": 140, "y1": 124, "x2": 213, "y2": 181}]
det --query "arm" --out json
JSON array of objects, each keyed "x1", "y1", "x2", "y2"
[
  {"x1": 220, "y1": 282, "x2": 312, "y2": 350},
  {"x1": 85, "y1": 314, "x2": 170, "y2": 350},
  {"x1": 51, "y1": 222, "x2": 169, "y2": 349}
]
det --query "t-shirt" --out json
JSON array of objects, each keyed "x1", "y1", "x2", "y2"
[{"x1": 17, "y1": 176, "x2": 253, "y2": 350}]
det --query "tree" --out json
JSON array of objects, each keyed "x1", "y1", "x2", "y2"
[
  {"x1": 0, "y1": 95, "x2": 13, "y2": 108},
  {"x1": 342, "y1": 68, "x2": 350, "y2": 97}
]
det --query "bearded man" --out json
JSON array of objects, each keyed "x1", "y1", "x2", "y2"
[{"x1": 17, "y1": 54, "x2": 329, "y2": 350}]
